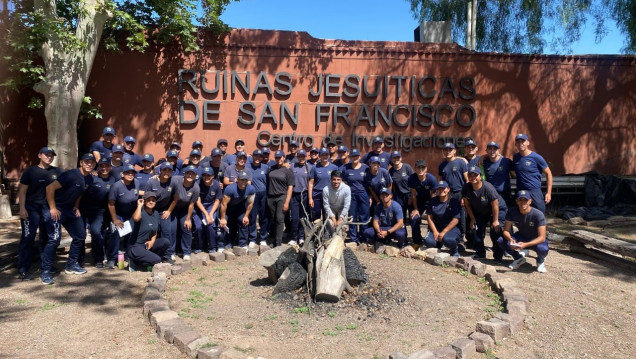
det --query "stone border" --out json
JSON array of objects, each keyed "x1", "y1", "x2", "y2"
[{"x1": 140, "y1": 244, "x2": 530, "y2": 359}]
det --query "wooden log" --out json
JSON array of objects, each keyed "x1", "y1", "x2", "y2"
[
  {"x1": 569, "y1": 230, "x2": 636, "y2": 258},
  {"x1": 568, "y1": 240, "x2": 636, "y2": 271},
  {"x1": 315, "y1": 234, "x2": 346, "y2": 302}
]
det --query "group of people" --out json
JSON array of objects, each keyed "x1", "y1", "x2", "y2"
[{"x1": 17, "y1": 127, "x2": 552, "y2": 285}]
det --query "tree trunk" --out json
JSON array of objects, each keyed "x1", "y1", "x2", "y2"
[
  {"x1": 315, "y1": 234, "x2": 347, "y2": 302},
  {"x1": 33, "y1": 0, "x2": 111, "y2": 169}
]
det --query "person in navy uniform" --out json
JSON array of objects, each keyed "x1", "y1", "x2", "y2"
[
  {"x1": 109, "y1": 144, "x2": 126, "y2": 179},
  {"x1": 135, "y1": 153, "x2": 155, "y2": 190},
  {"x1": 463, "y1": 138, "x2": 481, "y2": 167},
  {"x1": 157, "y1": 150, "x2": 181, "y2": 176},
  {"x1": 217, "y1": 138, "x2": 229, "y2": 158},
  {"x1": 388, "y1": 151, "x2": 414, "y2": 222},
  {"x1": 482, "y1": 141, "x2": 514, "y2": 207},
  {"x1": 498, "y1": 190, "x2": 549, "y2": 273},
  {"x1": 407, "y1": 159, "x2": 437, "y2": 246},
  {"x1": 366, "y1": 156, "x2": 392, "y2": 217},
  {"x1": 17, "y1": 147, "x2": 63, "y2": 280},
  {"x1": 222, "y1": 139, "x2": 246, "y2": 166},
  {"x1": 41, "y1": 153, "x2": 96, "y2": 284},
  {"x1": 219, "y1": 171, "x2": 256, "y2": 250},
  {"x1": 90, "y1": 126, "x2": 115, "y2": 162},
  {"x1": 224, "y1": 151, "x2": 252, "y2": 186},
  {"x1": 186, "y1": 149, "x2": 204, "y2": 179},
  {"x1": 308, "y1": 147, "x2": 320, "y2": 165},
  {"x1": 289, "y1": 149, "x2": 314, "y2": 245},
  {"x1": 326, "y1": 140, "x2": 339, "y2": 163},
  {"x1": 145, "y1": 162, "x2": 176, "y2": 263},
  {"x1": 107, "y1": 164, "x2": 140, "y2": 268},
  {"x1": 425, "y1": 181, "x2": 461, "y2": 257},
  {"x1": 462, "y1": 166, "x2": 507, "y2": 261},
  {"x1": 362, "y1": 136, "x2": 390, "y2": 169},
  {"x1": 285, "y1": 140, "x2": 300, "y2": 164},
  {"x1": 126, "y1": 192, "x2": 171, "y2": 271},
  {"x1": 266, "y1": 150, "x2": 295, "y2": 247},
  {"x1": 192, "y1": 166, "x2": 223, "y2": 253},
  {"x1": 438, "y1": 142, "x2": 468, "y2": 248},
  {"x1": 80, "y1": 157, "x2": 116, "y2": 269},
  {"x1": 333, "y1": 145, "x2": 349, "y2": 167},
  {"x1": 310, "y1": 148, "x2": 338, "y2": 221},
  {"x1": 207, "y1": 148, "x2": 227, "y2": 185},
  {"x1": 168, "y1": 142, "x2": 185, "y2": 171},
  {"x1": 165, "y1": 165, "x2": 200, "y2": 260},
  {"x1": 261, "y1": 147, "x2": 276, "y2": 167},
  {"x1": 341, "y1": 149, "x2": 370, "y2": 243},
  {"x1": 363, "y1": 187, "x2": 406, "y2": 248},
  {"x1": 512, "y1": 133, "x2": 553, "y2": 214},
  {"x1": 122, "y1": 136, "x2": 142, "y2": 167},
  {"x1": 248, "y1": 149, "x2": 270, "y2": 246}
]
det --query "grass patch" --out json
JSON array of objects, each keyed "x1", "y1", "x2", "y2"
[
  {"x1": 38, "y1": 303, "x2": 64, "y2": 311},
  {"x1": 346, "y1": 323, "x2": 358, "y2": 330},
  {"x1": 327, "y1": 311, "x2": 337, "y2": 318},
  {"x1": 335, "y1": 325, "x2": 344, "y2": 331},
  {"x1": 357, "y1": 332, "x2": 376, "y2": 342},
  {"x1": 293, "y1": 306, "x2": 309, "y2": 314},
  {"x1": 378, "y1": 254, "x2": 388, "y2": 259},
  {"x1": 15, "y1": 299, "x2": 28, "y2": 305},
  {"x1": 244, "y1": 323, "x2": 254, "y2": 329},
  {"x1": 148, "y1": 339, "x2": 156, "y2": 344},
  {"x1": 264, "y1": 315, "x2": 277, "y2": 321},
  {"x1": 323, "y1": 329, "x2": 338, "y2": 336},
  {"x1": 458, "y1": 268, "x2": 469, "y2": 277},
  {"x1": 289, "y1": 318, "x2": 299, "y2": 326},
  {"x1": 233, "y1": 346, "x2": 255, "y2": 354}
]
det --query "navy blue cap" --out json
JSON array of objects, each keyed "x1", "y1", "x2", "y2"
[
  {"x1": 337, "y1": 145, "x2": 348, "y2": 152},
  {"x1": 372, "y1": 136, "x2": 383, "y2": 144},
  {"x1": 102, "y1": 127, "x2": 115, "y2": 135},
  {"x1": 211, "y1": 148, "x2": 222, "y2": 156},
  {"x1": 517, "y1": 190, "x2": 531, "y2": 199},
  {"x1": 80, "y1": 153, "x2": 96, "y2": 161},
  {"x1": 112, "y1": 144, "x2": 124, "y2": 153},
  {"x1": 143, "y1": 191, "x2": 157, "y2": 200},
  {"x1": 122, "y1": 164, "x2": 136, "y2": 173},
  {"x1": 274, "y1": 150, "x2": 285, "y2": 158},
  {"x1": 183, "y1": 165, "x2": 197, "y2": 174},
  {"x1": 192, "y1": 140, "x2": 203, "y2": 148},
  {"x1": 142, "y1": 153, "x2": 154, "y2": 162},
  {"x1": 261, "y1": 147, "x2": 271, "y2": 154},
  {"x1": 350, "y1": 149, "x2": 361, "y2": 156},
  {"x1": 158, "y1": 162, "x2": 173, "y2": 171},
  {"x1": 235, "y1": 139, "x2": 245, "y2": 145},
  {"x1": 201, "y1": 167, "x2": 214, "y2": 175},
  {"x1": 170, "y1": 142, "x2": 181, "y2": 149},
  {"x1": 415, "y1": 160, "x2": 427, "y2": 168},
  {"x1": 289, "y1": 140, "x2": 299, "y2": 147},
  {"x1": 97, "y1": 157, "x2": 111, "y2": 165},
  {"x1": 236, "y1": 151, "x2": 247, "y2": 158},
  {"x1": 442, "y1": 143, "x2": 455, "y2": 150},
  {"x1": 39, "y1": 147, "x2": 56, "y2": 155},
  {"x1": 327, "y1": 139, "x2": 337, "y2": 146},
  {"x1": 217, "y1": 138, "x2": 228, "y2": 145},
  {"x1": 166, "y1": 150, "x2": 178, "y2": 158},
  {"x1": 297, "y1": 149, "x2": 307, "y2": 156},
  {"x1": 390, "y1": 151, "x2": 401, "y2": 158},
  {"x1": 237, "y1": 171, "x2": 249, "y2": 180},
  {"x1": 319, "y1": 148, "x2": 329, "y2": 155},
  {"x1": 437, "y1": 180, "x2": 449, "y2": 189},
  {"x1": 369, "y1": 156, "x2": 380, "y2": 163},
  {"x1": 380, "y1": 187, "x2": 392, "y2": 195},
  {"x1": 486, "y1": 141, "x2": 500, "y2": 148},
  {"x1": 465, "y1": 138, "x2": 477, "y2": 146},
  {"x1": 190, "y1": 149, "x2": 202, "y2": 157},
  {"x1": 124, "y1": 136, "x2": 136, "y2": 143},
  {"x1": 252, "y1": 149, "x2": 263, "y2": 156},
  {"x1": 468, "y1": 166, "x2": 481, "y2": 175},
  {"x1": 515, "y1": 133, "x2": 529, "y2": 141},
  {"x1": 310, "y1": 147, "x2": 319, "y2": 153}
]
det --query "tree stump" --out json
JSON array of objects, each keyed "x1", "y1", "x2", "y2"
[{"x1": 315, "y1": 234, "x2": 347, "y2": 302}]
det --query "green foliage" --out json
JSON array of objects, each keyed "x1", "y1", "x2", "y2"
[
  {"x1": 293, "y1": 306, "x2": 309, "y2": 314},
  {"x1": 408, "y1": 0, "x2": 636, "y2": 54}
]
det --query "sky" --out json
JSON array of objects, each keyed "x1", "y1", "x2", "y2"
[{"x1": 220, "y1": 0, "x2": 625, "y2": 55}]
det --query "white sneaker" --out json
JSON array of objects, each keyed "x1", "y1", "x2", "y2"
[
  {"x1": 299, "y1": 239, "x2": 305, "y2": 245},
  {"x1": 537, "y1": 261, "x2": 546, "y2": 273},
  {"x1": 288, "y1": 240, "x2": 298, "y2": 246},
  {"x1": 508, "y1": 257, "x2": 526, "y2": 270},
  {"x1": 240, "y1": 246, "x2": 248, "y2": 250},
  {"x1": 171, "y1": 255, "x2": 176, "y2": 261},
  {"x1": 248, "y1": 242, "x2": 257, "y2": 248},
  {"x1": 183, "y1": 255, "x2": 191, "y2": 261},
  {"x1": 218, "y1": 248, "x2": 224, "y2": 253},
  {"x1": 259, "y1": 241, "x2": 267, "y2": 246},
  {"x1": 519, "y1": 249, "x2": 529, "y2": 257}
]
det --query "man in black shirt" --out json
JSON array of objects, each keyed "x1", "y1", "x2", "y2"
[{"x1": 266, "y1": 150, "x2": 295, "y2": 247}]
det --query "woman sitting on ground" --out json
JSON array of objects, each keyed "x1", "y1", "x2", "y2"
[{"x1": 127, "y1": 192, "x2": 170, "y2": 271}]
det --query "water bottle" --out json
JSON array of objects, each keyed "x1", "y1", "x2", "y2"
[{"x1": 117, "y1": 252, "x2": 125, "y2": 270}]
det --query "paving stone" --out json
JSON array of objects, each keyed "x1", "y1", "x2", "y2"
[
  {"x1": 164, "y1": 326, "x2": 195, "y2": 344},
  {"x1": 469, "y1": 261, "x2": 487, "y2": 277},
  {"x1": 413, "y1": 249, "x2": 427, "y2": 260},
  {"x1": 469, "y1": 332, "x2": 495, "y2": 352},
  {"x1": 180, "y1": 260, "x2": 192, "y2": 271},
  {"x1": 150, "y1": 310, "x2": 180, "y2": 329},
  {"x1": 143, "y1": 299, "x2": 170, "y2": 318},
  {"x1": 345, "y1": 242, "x2": 358, "y2": 249},
  {"x1": 442, "y1": 256, "x2": 458, "y2": 267},
  {"x1": 171, "y1": 265, "x2": 184, "y2": 275},
  {"x1": 484, "y1": 265, "x2": 497, "y2": 275},
  {"x1": 152, "y1": 263, "x2": 172, "y2": 277},
  {"x1": 196, "y1": 252, "x2": 209, "y2": 266},
  {"x1": 248, "y1": 248, "x2": 259, "y2": 256},
  {"x1": 389, "y1": 352, "x2": 408, "y2": 359},
  {"x1": 146, "y1": 281, "x2": 165, "y2": 293},
  {"x1": 156, "y1": 318, "x2": 183, "y2": 339},
  {"x1": 197, "y1": 347, "x2": 223, "y2": 359},
  {"x1": 407, "y1": 349, "x2": 436, "y2": 359},
  {"x1": 152, "y1": 272, "x2": 167, "y2": 292},
  {"x1": 224, "y1": 251, "x2": 236, "y2": 260},
  {"x1": 357, "y1": 243, "x2": 372, "y2": 252},
  {"x1": 210, "y1": 252, "x2": 225, "y2": 262},
  {"x1": 191, "y1": 254, "x2": 204, "y2": 267},
  {"x1": 476, "y1": 318, "x2": 511, "y2": 342},
  {"x1": 494, "y1": 276, "x2": 517, "y2": 292},
  {"x1": 186, "y1": 335, "x2": 210, "y2": 358},
  {"x1": 220, "y1": 348, "x2": 249, "y2": 359},
  {"x1": 495, "y1": 312, "x2": 525, "y2": 334},
  {"x1": 433, "y1": 252, "x2": 450, "y2": 266},
  {"x1": 399, "y1": 245, "x2": 416, "y2": 258},
  {"x1": 173, "y1": 330, "x2": 201, "y2": 353},
  {"x1": 375, "y1": 245, "x2": 386, "y2": 254},
  {"x1": 450, "y1": 338, "x2": 476, "y2": 359},
  {"x1": 505, "y1": 299, "x2": 530, "y2": 316},
  {"x1": 259, "y1": 245, "x2": 271, "y2": 254},
  {"x1": 432, "y1": 346, "x2": 457, "y2": 359},
  {"x1": 142, "y1": 285, "x2": 162, "y2": 302},
  {"x1": 385, "y1": 246, "x2": 400, "y2": 257},
  {"x1": 425, "y1": 248, "x2": 439, "y2": 257},
  {"x1": 233, "y1": 246, "x2": 248, "y2": 256}
]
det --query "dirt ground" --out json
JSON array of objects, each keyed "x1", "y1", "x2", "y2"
[{"x1": 1, "y1": 238, "x2": 634, "y2": 359}]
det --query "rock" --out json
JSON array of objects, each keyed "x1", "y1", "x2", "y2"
[
  {"x1": 495, "y1": 312, "x2": 525, "y2": 334},
  {"x1": 357, "y1": 243, "x2": 372, "y2": 252},
  {"x1": 506, "y1": 299, "x2": 530, "y2": 316},
  {"x1": 457, "y1": 257, "x2": 473, "y2": 271},
  {"x1": 152, "y1": 272, "x2": 167, "y2": 291},
  {"x1": 407, "y1": 349, "x2": 435, "y2": 359},
  {"x1": 567, "y1": 216, "x2": 585, "y2": 225},
  {"x1": 494, "y1": 276, "x2": 517, "y2": 292},
  {"x1": 198, "y1": 347, "x2": 223, "y2": 359},
  {"x1": 164, "y1": 326, "x2": 196, "y2": 344},
  {"x1": 150, "y1": 310, "x2": 180, "y2": 329},
  {"x1": 469, "y1": 261, "x2": 487, "y2": 277},
  {"x1": 220, "y1": 348, "x2": 250, "y2": 359},
  {"x1": 152, "y1": 263, "x2": 172, "y2": 277},
  {"x1": 173, "y1": 330, "x2": 201, "y2": 354},
  {"x1": 186, "y1": 336, "x2": 210, "y2": 358},
  {"x1": 259, "y1": 245, "x2": 271, "y2": 254},
  {"x1": 196, "y1": 252, "x2": 209, "y2": 266},
  {"x1": 385, "y1": 246, "x2": 400, "y2": 257},
  {"x1": 0, "y1": 195, "x2": 12, "y2": 219},
  {"x1": 450, "y1": 338, "x2": 476, "y2": 359},
  {"x1": 233, "y1": 246, "x2": 248, "y2": 256},
  {"x1": 389, "y1": 352, "x2": 408, "y2": 359},
  {"x1": 345, "y1": 242, "x2": 358, "y2": 249},
  {"x1": 433, "y1": 252, "x2": 450, "y2": 266},
  {"x1": 432, "y1": 346, "x2": 456, "y2": 359},
  {"x1": 248, "y1": 248, "x2": 259, "y2": 256},
  {"x1": 142, "y1": 299, "x2": 169, "y2": 318},
  {"x1": 476, "y1": 318, "x2": 511, "y2": 342},
  {"x1": 413, "y1": 249, "x2": 427, "y2": 260},
  {"x1": 171, "y1": 266, "x2": 184, "y2": 275},
  {"x1": 442, "y1": 256, "x2": 458, "y2": 267},
  {"x1": 142, "y1": 286, "x2": 162, "y2": 302},
  {"x1": 180, "y1": 261, "x2": 192, "y2": 271},
  {"x1": 191, "y1": 254, "x2": 204, "y2": 267},
  {"x1": 469, "y1": 332, "x2": 495, "y2": 352},
  {"x1": 483, "y1": 265, "x2": 497, "y2": 275},
  {"x1": 399, "y1": 245, "x2": 416, "y2": 258},
  {"x1": 156, "y1": 318, "x2": 183, "y2": 339},
  {"x1": 375, "y1": 245, "x2": 386, "y2": 254},
  {"x1": 210, "y1": 252, "x2": 226, "y2": 262},
  {"x1": 224, "y1": 251, "x2": 236, "y2": 260}
]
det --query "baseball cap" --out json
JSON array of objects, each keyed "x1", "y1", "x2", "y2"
[
  {"x1": 369, "y1": 156, "x2": 380, "y2": 164},
  {"x1": 515, "y1": 133, "x2": 529, "y2": 141},
  {"x1": 235, "y1": 139, "x2": 245, "y2": 145},
  {"x1": 97, "y1": 157, "x2": 111, "y2": 166},
  {"x1": 297, "y1": 149, "x2": 307, "y2": 157},
  {"x1": 170, "y1": 142, "x2": 181, "y2": 149},
  {"x1": 327, "y1": 139, "x2": 337, "y2": 146},
  {"x1": 236, "y1": 151, "x2": 247, "y2": 158},
  {"x1": 465, "y1": 138, "x2": 477, "y2": 146},
  {"x1": 201, "y1": 167, "x2": 214, "y2": 175},
  {"x1": 517, "y1": 190, "x2": 531, "y2": 200},
  {"x1": 143, "y1": 191, "x2": 157, "y2": 200},
  {"x1": 190, "y1": 149, "x2": 202, "y2": 157},
  {"x1": 319, "y1": 148, "x2": 329, "y2": 155},
  {"x1": 217, "y1": 138, "x2": 228, "y2": 146},
  {"x1": 310, "y1": 147, "x2": 319, "y2": 153},
  {"x1": 390, "y1": 151, "x2": 401, "y2": 158},
  {"x1": 237, "y1": 171, "x2": 249, "y2": 180},
  {"x1": 415, "y1": 160, "x2": 427, "y2": 168},
  {"x1": 142, "y1": 154, "x2": 154, "y2": 162},
  {"x1": 124, "y1": 136, "x2": 136, "y2": 143},
  {"x1": 112, "y1": 144, "x2": 124, "y2": 153},
  {"x1": 261, "y1": 147, "x2": 271, "y2": 154},
  {"x1": 211, "y1": 148, "x2": 222, "y2": 156},
  {"x1": 337, "y1": 145, "x2": 348, "y2": 152},
  {"x1": 122, "y1": 164, "x2": 136, "y2": 173},
  {"x1": 39, "y1": 147, "x2": 56, "y2": 156},
  {"x1": 436, "y1": 180, "x2": 449, "y2": 189},
  {"x1": 372, "y1": 136, "x2": 383, "y2": 144},
  {"x1": 486, "y1": 141, "x2": 500, "y2": 148},
  {"x1": 80, "y1": 153, "x2": 96, "y2": 161},
  {"x1": 380, "y1": 187, "x2": 392, "y2": 195},
  {"x1": 468, "y1": 166, "x2": 481, "y2": 175},
  {"x1": 442, "y1": 143, "x2": 455, "y2": 150},
  {"x1": 158, "y1": 162, "x2": 173, "y2": 171},
  {"x1": 192, "y1": 140, "x2": 203, "y2": 148},
  {"x1": 289, "y1": 140, "x2": 299, "y2": 147},
  {"x1": 102, "y1": 127, "x2": 115, "y2": 135},
  {"x1": 274, "y1": 150, "x2": 285, "y2": 158},
  {"x1": 166, "y1": 150, "x2": 178, "y2": 158},
  {"x1": 252, "y1": 149, "x2": 263, "y2": 156},
  {"x1": 183, "y1": 165, "x2": 197, "y2": 174},
  {"x1": 349, "y1": 149, "x2": 361, "y2": 156}
]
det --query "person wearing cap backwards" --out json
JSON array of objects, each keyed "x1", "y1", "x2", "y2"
[
  {"x1": 463, "y1": 138, "x2": 481, "y2": 167},
  {"x1": 90, "y1": 126, "x2": 116, "y2": 162},
  {"x1": 322, "y1": 170, "x2": 351, "y2": 231},
  {"x1": 310, "y1": 148, "x2": 339, "y2": 221},
  {"x1": 222, "y1": 139, "x2": 246, "y2": 166},
  {"x1": 363, "y1": 187, "x2": 407, "y2": 249},
  {"x1": 481, "y1": 141, "x2": 514, "y2": 207},
  {"x1": 462, "y1": 166, "x2": 508, "y2": 261},
  {"x1": 308, "y1": 147, "x2": 320, "y2": 165},
  {"x1": 248, "y1": 149, "x2": 270, "y2": 246},
  {"x1": 122, "y1": 136, "x2": 142, "y2": 167},
  {"x1": 497, "y1": 190, "x2": 548, "y2": 273},
  {"x1": 192, "y1": 166, "x2": 223, "y2": 254},
  {"x1": 326, "y1": 140, "x2": 339, "y2": 163},
  {"x1": 362, "y1": 136, "x2": 391, "y2": 170},
  {"x1": 135, "y1": 154, "x2": 155, "y2": 190},
  {"x1": 164, "y1": 165, "x2": 200, "y2": 260},
  {"x1": 16, "y1": 147, "x2": 63, "y2": 280},
  {"x1": 439, "y1": 142, "x2": 468, "y2": 247},
  {"x1": 126, "y1": 192, "x2": 171, "y2": 271},
  {"x1": 224, "y1": 151, "x2": 253, "y2": 186},
  {"x1": 512, "y1": 133, "x2": 553, "y2": 214},
  {"x1": 388, "y1": 151, "x2": 414, "y2": 222},
  {"x1": 366, "y1": 156, "x2": 393, "y2": 218},
  {"x1": 109, "y1": 144, "x2": 126, "y2": 179},
  {"x1": 285, "y1": 140, "x2": 300, "y2": 164},
  {"x1": 407, "y1": 160, "x2": 437, "y2": 246},
  {"x1": 341, "y1": 148, "x2": 371, "y2": 244},
  {"x1": 145, "y1": 162, "x2": 177, "y2": 262},
  {"x1": 219, "y1": 170, "x2": 256, "y2": 250},
  {"x1": 40, "y1": 153, "x2": 96, "y2": 284},
  {"x1": 266, "y1": 150, "x2": 295, "y2": 247},
  {"x1": 79, "y1": 157, "x2": 116, "y2": 269},
  {"x1": 288, "y1": 149, "x2": 315, "y2": 245},
  {"x1": 107, "y1": 163, "x2": 140, "y2": 267},
  {"x1": 333, "y1": 145, "x2": 349, "y2": 168},
  {"x1": 424, "y1": 181, "x2": 462, "y2": 257},
  {"x1": 208, "y1": 148, "x2": 228, "y2": 185}
]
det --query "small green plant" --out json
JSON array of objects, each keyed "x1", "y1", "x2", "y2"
[
  {"x1": 169, "y1": 286, "x2": 180, "y2": 291},
  {"x1": 39, "y1": 303, "x2": 61, "y2": 311},
  {"x1": 441, "y1": 262, "x2": 450, "y2": 268},
  {"x1": 289, "y1": 318, "x2": 299, "y2": 326},
  {"x1": 233, "y1": 346, "x2": 255, "y2": 354},
  {"x1": 323, "y1": 329, "x2": 338, "y2": 336},
  {"x1": 264, "y1": 315, "x2": 277, "y2": 321},
  {"x1": 467, "y1": 295, "x2": 477, "y2": 300},
  {"x1": 458, "y1": 268, "x2": 469, "y2": 277},
  {"x1": 327, "y1": 311, "x2": 337, "y2": 317},
  {"x1": 200, "y1": 342, "x2": 218, "y2": 349},
  {"x1": 484, "y1": 348, "x2": 497, "y2": 359},
  {"x1": 206, "y1": 316, "x2": 215, "y2": 320},
  {"x1": 178, "y1": 311, "x2": 191, "y2": 318},
  {"x1": 15, "y1": 299, "x2": 28, "y2": 305},
  {"x1": 357, "y1": 332, "x2": 376, "y2": 342},
  {"x1": 293, "y1": 306, "x2": 309, "y2": 314},
  {"x1": 148, "y1": 339, "x2": 156, "y2": 344},
  {"x1": 478, "y1": 277, "x2": 487, "y2": 284},
  {"x1": 378, "y1": 254, "x2": 388, "y2": 259},
  {"x1": 189, "y1": 290, "x2": 204, "y2": 297},
  {"x1": 346, "y1": 323, "x2": 358, "y2": 330},
  {"x1": 335, "y1": 325, "x2": 344, "y2": 331},
  {"x1": 197, "y1": 276, "x2": 206, "y2": 282},
  {"x1": 244, "y1": 323, "x2": 254, "y2": 329}
]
